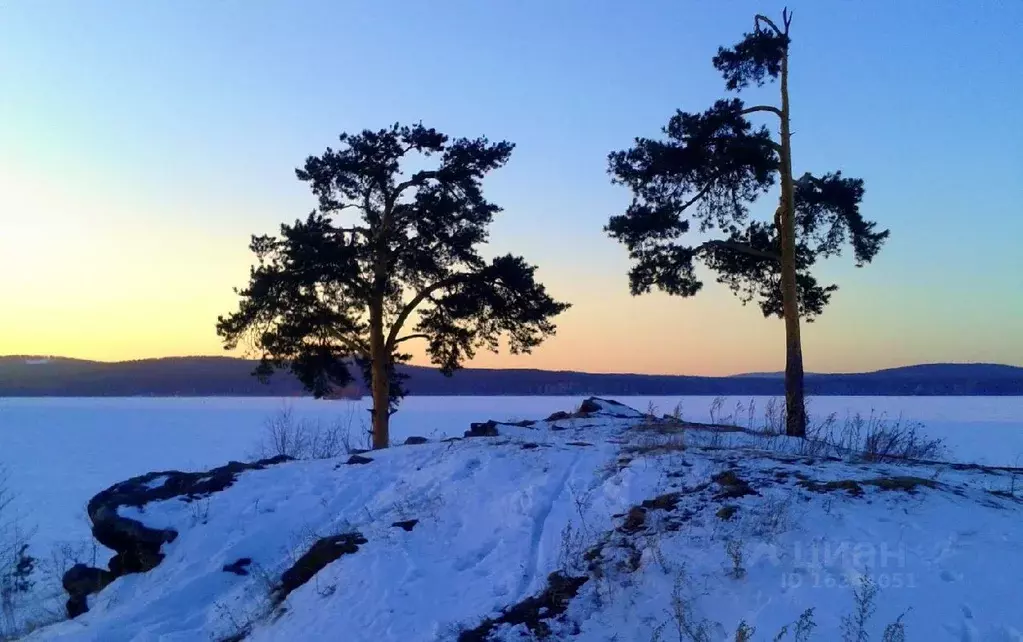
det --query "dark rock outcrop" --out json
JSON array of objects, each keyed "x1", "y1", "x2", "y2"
[
  {"x1": 392, "y1": 519, "x2": 419, "y2": 532},
  {"x1": 346, "y1": 454, "x2": 374, "y2": 465},
  {"x1": 63, "y1": 564, "x2": 115, "y2": 618},
  {"x1": 576, "y1": 398, "x2": 604, "y2": 415},
  {"x1": 578, "y1": 397, "x2": 642, "y2": 419},
  {"x1": 274, "y1": 532, "x2": 367, "y2": 604},
  {"x1": 457, "y1": 571, "x2": 588, "y2": 641},
  {"x1": 62, "y1": 456, "x2": 291, "y2": 618},
  {"x1": 222, "y1": 558, "x2": 253, "y2": 576},
  {"x1": 404, "y1": 436, "x2": 429, "y2": 445},
  {"x1": 545, "y1": 397, "x2": 640, "y2": 423},
  {"x1": 465, "y1": 420, "x2": 501, "y2": 438},
  {"x1": 711, "y1": 470, "x2": 759, "y2": 500},
  {"x1": 464, "y1": 418, "x2": 536, "y2": 438}
]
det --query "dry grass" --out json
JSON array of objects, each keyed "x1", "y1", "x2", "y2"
[
  {"x1": 251, "y1": 403, "x2": 367, "y2": 461},
  {"x1": 0, "y1": 468, "x2": 42, "y2": 641}
]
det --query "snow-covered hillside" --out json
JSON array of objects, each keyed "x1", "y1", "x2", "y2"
[{"x1": 23, "y1": 399, "x2": 1023, "y2": 641}]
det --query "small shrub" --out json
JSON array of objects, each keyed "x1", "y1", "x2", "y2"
[
  {"x1": 0, "y1": 467, "x2": 38, "y2": 640},
  {"x1": 708, "y1": 397, "x2": 725, "y2": 425},
  {"x1": 761, "y1": 397, "x2": 784, "y2": 435},
  {"x1": 557, "y1": 523, "x2": 589, "y2": 575},
  {"x1": 725, "y1": 539, "x2": 746, "y2": 579},
  {"x1": 793, "y1": 608, "x2": 817, "y2": 642},
  {"x1": 252, "y1": 404, "x2": 364, "y2": 461},
  {"x1": 833, "y1": 412, "x2": 944, "y2": 462},
  {"x1": 668, "y1": 572, "x2": 713, "y2": 642},
  {"x1": 734, "y1": 620, "x2": 755, "y2": 641},
  {"x1": 190, "y1": 498, "x2": 212, "y2": 526},
  {"x1": 668, "y1": 402, "x2": 685, "y2": 424},
  {"x1": 881, "y1": 612, "x2": 908, "y2": 642},
  {"x1": 212, "y1": 601, "x2": 254, "y2": 642},
  {"x1": 840, "y1": 576, "x2": 878, "y2": 642},
  {"x1": 771, "y1": 608, "x2": 816, "y2": 642},
  {"x1": 749, "y1": 495, "x2": 791, "y2": 540}
]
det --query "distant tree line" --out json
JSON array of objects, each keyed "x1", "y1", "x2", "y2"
[{"x1": 2, "y1": 357, "x2": 1021, "y2": 397}]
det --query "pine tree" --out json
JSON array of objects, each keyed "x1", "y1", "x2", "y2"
[
  {"x1": 605, "y1": 9, "x2": 888, "y2": 436},
  {"x1": 218, "y1": 123, "x2": 570, "y2": 449}
]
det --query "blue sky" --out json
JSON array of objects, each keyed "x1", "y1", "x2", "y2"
[{"x1": 1, "y1": 1, "x2": 1021, "y2": 374}]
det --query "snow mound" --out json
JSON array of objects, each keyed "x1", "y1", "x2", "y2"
[{"x1": 26, "y1": 399, "x2": 1023, "y2": 641}]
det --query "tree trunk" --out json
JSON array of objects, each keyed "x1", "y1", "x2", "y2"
[
  {"x1": 778, "y1": 30, "x2": 807, "y2": 438},
  {"x1": 368, "y1": 302, "x2": 390, "y2": 450}
]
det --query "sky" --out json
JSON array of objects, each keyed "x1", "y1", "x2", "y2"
[{"x1": 1, "y1": 1, "x2": 1021, "y2": 376}]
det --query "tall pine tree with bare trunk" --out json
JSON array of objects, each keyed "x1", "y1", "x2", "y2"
[
  {"x1": 605, "y1": 9, "x2": 888, "y2": 436},
  {"x1": 218, "y1": 123, "x2": 570, "y2": 449}
]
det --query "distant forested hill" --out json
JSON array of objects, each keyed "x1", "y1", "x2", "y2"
[{"x1": 1, "y1": 356, "x2": 1021, "y2": 397}]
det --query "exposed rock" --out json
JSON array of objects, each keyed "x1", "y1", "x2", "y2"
[
  {"x1": 798, "y1": 475, "x2": 940, "y2": 497},
  {"x1": 618, "y1": 492, "x2": 689, "y2": 535},
  {"x1": 346, "y1": 454, "x2": 374, "y2": 465},
  {"x1": 222, "y1": 557, "x2": 253, "y2": 576},
  {"x1": 275, "y1": 532, "x2": 367, "y2": 604},
  {"x1": 521, "y1": 443, "x2": 540, "y2": 450},
  {"x1": 63, "y1": 564, "x2": 115, "y2": 619},
  {"x1": 63, "y1": 455, "x2": 291, "y2": 618},
  {"x1": 391, "y1": 519, "x2": 419, "y2": 532},
  {"x1": 576, "y1": 398, "x2": 603, "y2": 415},
  {"x1": 465, "y1": 420, "x2": 501, "y2": 438},
  {"x1": 620, "y1": 506, "x2": 648, "y2": 534},
  {"x1": 457, "y1": 571, "x2": 587, "y2": 642},
  {"x1": 640, "y1": 492, "x2": 682, "y2": 512},
  {"x1": 506, "y1": 419, "x2": 537, "y2": 428},
  {"x1": 711, "y1": 470, "x2": 759, "y2": 500},
  {"x1": 404, "y1": 436, "x2": 429, "y2": 445},
  {"x1": 716, "y1": 505, "x2": 739, "y2": 521},
  {"x1": 545, "y1": 397, "x2": 640, "y2": 423},
  {"x1": 464, "y1": 418, "x2": 538, "y2": 438},
  {"x1": 579, "y1": 397, "x2": 646, "y2": 419}
]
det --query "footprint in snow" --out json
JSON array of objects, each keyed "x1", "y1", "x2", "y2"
[
  {"x1": 945, "y1": 618, "x2": 980, "y2": 642},
  {"x1": 452, "y1": 541, "x2": 493, "y2": 571},
  {"x1": 451, "y1": 458, "x2": 482, "y2": 481}
]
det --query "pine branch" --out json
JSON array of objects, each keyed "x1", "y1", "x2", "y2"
[
  {"x1": 678, "y1": 181, "x2": 718, "y2": 212},
  {"x1": 698, "y1": 240, "x2": 780, "y2": 262},
  {"x1": 739, "y1": 105, "x2": 783, "y2": 118},
  {"x1": 336, "y1": 225, "x2": 371, "y2": 237},
  {"x1": 754, "y1": 14, "x2": 784, "y2": 36},
  {"x1": 391, "y1": 170, "x2": 440, "y2": 205},
  {"x1": 392, "y1": 333, "x2": 431, "y2": 346},
  {"x1": 385, "y1": 274, "x2": 470, "y2": 350},
  {"x1": 702, "y1": 135, "x2": 782, "y2": 154}
]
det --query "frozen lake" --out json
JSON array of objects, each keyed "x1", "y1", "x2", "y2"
[{"x1": 2, "y1": 395, "x2": 1022, "y2": 558}]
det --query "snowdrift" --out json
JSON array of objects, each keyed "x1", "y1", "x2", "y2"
[{"x1": 26, "y1": 398, "x2": 1023, "y2": 641}]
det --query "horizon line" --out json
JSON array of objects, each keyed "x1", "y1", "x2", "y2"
[{"x1": 3, "y1": 354, "x2": 1020, "y2": 379}]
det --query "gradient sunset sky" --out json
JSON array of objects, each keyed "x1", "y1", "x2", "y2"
[{"x1": 2, "y1": 1, "x2": 1021, "y2": 376}]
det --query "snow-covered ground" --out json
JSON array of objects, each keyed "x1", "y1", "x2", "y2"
[
  {"x1": 0, "y1": 396, "x2": 1021, "y2": 640},
  {"x1": 10, "y1": 397, "x2": 1023, "y2": 641},
  {"x1": 2, "y1": 395, "x2": 1021, "y2": 558}
]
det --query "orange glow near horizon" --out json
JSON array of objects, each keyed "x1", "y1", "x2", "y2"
[{"x1": 3, "y1": 156, "x2": 1020, "y2": 376}]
